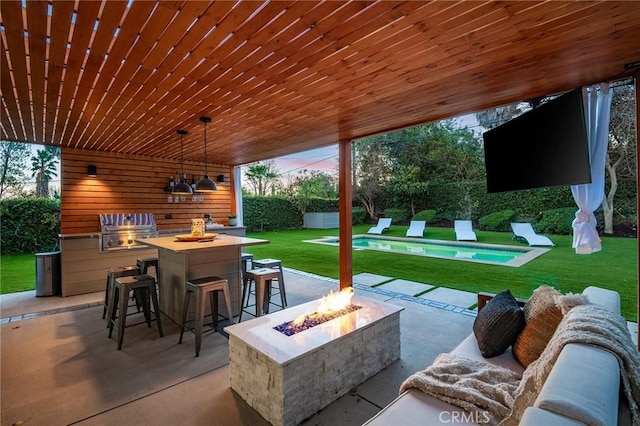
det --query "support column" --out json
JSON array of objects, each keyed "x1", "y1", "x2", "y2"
[{"x1": 339, "y1": 139, "x2": 353, "y2": 289}]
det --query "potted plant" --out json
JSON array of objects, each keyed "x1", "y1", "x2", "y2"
[{"x1": 228, "y1": 215, "x2": 238, "y2": 226}]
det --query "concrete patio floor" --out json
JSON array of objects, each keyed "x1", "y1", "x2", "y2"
[{"x1": 1, "y1": 269, "x2": 477, "y2": 426}]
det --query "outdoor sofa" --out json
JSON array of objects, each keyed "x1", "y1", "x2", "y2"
[{"x1": 364, "y1": 285, "x2": 638, "y2": 425}]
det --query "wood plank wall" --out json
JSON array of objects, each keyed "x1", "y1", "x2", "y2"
[{"x1": 61, "y1": 148, "x2": 234, "y2": 234}]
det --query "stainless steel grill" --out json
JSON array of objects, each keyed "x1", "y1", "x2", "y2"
[{"x1": 99, "y1": 213, "x2": 158, "y2": 252}]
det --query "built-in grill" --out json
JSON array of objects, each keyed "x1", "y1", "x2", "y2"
[{"x1": 99, "y1": 213, "x2": 158, "y2": 252}]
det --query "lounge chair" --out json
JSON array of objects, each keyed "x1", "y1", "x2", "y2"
[
  {"x1": 406, "y1": 220, "x2": 426, "y2": 237},
  {"x1": 510, "y1": 222, "x2": 554, "y2": 247},
  {"x1": 454, "y1": 220, "x2": 477, "y2": 241},
  {"x1": 367, "y1": 218, "x2": 392, "y2": 235}
]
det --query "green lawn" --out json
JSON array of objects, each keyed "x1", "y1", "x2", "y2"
[
  {"x1": 245, "y1": 225, "x2": 638, "y2": 322},
  {"x1": 1, "y1": 254, "x2": 36, "y2": 294}
]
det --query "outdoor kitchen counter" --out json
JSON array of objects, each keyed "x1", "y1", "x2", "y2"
[{"x1": 141, "y1": 234, "x2": 269, "y2": 323}]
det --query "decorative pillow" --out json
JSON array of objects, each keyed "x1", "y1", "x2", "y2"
[
  {"x1": 513, "y1": 285, "x2": 563, "y2": 367},
  {"x1": 473, "y1": 290, "x2": 525, "y2": 358}
]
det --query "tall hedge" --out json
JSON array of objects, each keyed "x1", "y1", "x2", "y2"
[
  {"x1": 243, "y1": 196, "x2": 302, "y2": 232},
  {"x1": 1, "y1": 198, "x2": 61, "y2": 254}
]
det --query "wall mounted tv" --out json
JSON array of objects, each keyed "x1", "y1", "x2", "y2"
[{"x1": 482, "y1": 88, "x2": 591, "y2": 194}]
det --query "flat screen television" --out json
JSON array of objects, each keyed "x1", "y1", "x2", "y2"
[{"x1": 482, "y1": 88, "x2": 591, "y2": 194}]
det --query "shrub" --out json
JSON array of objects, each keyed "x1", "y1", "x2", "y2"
[
  {"x1": 0, "y1": 198, "x2": 60, "y2": 254},
  {"x1": 478, "y1": 210, "x2": 518, "y2": 232},
  {"x1": 384, "y1": 208, "x2": 409, "y2": 223},
  {"x1": 243, "y1": 196, "x2": 302, "y2": 231},
  {"x1": 412, "y1": 209, "x2": 438, "y2": 223},
  {"x1": 352, "y1": 207, "x2": 367, "y2": 225},
  {"x1": 537, "y1": 207, "x2": 577, "y2": 235}
]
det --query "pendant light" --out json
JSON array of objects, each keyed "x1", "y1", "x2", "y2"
[
  {"x1": 173, "y1": 129, "x2": 193, "y2": 195},
  {"x1": 195, "y1": 116, "x2": 218, "y2": 192}
]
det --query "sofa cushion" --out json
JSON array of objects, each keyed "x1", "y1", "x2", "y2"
[
  {"x1": 472, "y1": 290, "x2": 525, "y2": 358},
  {"x1": 450, "y1": 334, "x2": 525, "y2": 374},
  {"x1": 512, "y1": 285, "x2": 563, "y2": 366},
  {"x1": 583, "y1": 286, "x2": 621, "y2": 313},
  {"x1": 363, "y1": 389, "x2": 474, "y2": 426},
  {"x1": 534, "y1": 343, "x2": 620, "y2": 426},
  {"x1": 520, "y1": 407, "x2": 586, "y2": 425}
]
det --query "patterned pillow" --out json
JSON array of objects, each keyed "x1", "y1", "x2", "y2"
[
  {"x1": 473, "y1": 290, "x2": 525, "y2": 358},
  {"x1": 512, "y1": 285, "x2": 563, "y2": 367}
]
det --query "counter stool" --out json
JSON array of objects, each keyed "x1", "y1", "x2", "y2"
[
  {"x1": 136, "y1": 257, "x2": 159, "y2": 278},
  {"x1": 108, "y1": 274, "x2": 163, "y2": 350},
  {"x1": 240, "y1": 267, "x2": 282, "y2": 321},
  {"x1": 103, "y1": 265, "x2": 140, "y2": 322},
  {"x1": 252, "y1": 258, "x2": 287, "y2": 309},
  {"x1": 179, "y1": 276, "x2": 234, "y2": 357},
  {"x1": 240, "y1": 253, "x2": 254, "y2": 283}
]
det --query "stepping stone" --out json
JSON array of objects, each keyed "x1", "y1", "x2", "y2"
[
  {"x1": 353, "y1": 273, "x2": 393, "y2": 287},
  {"x1": 377, "y1": 279, "x2": 434, "y2": 297},
  {"x1": 419, "y1": 287, "x2": 477, "y2": 309}
]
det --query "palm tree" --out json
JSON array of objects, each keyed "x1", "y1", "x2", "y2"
[{"x1": 31, "y1": 149, "x2": 58, "y2": 198}]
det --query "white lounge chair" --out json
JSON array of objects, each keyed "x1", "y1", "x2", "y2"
[
  {"x1": 454, "y1": 220, "x2": 477, "y2": 241},
  {"x1": 406, "y1": 220, "x2": 426, "y2": 237},
  {"x1": 511, "y1": 222, "x2": 554, "y2": 247},
  {"x1": 367, "y1": 218, "x2": 392, "y2": 235}
]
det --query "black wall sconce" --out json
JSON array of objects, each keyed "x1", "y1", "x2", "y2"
[
  {"x1": 87, "y1": 165, "x2": 97, "y2": 177},
  {"x1": 217, "y1": 174, "x2": 225, "y2": 182}
]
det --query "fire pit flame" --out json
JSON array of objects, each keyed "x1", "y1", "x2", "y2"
[
  {"x1": 317, "y1": 287, "x2": 354, "y2": 314},
  {"x1": 273, "y1": 287, "x2": 361, "y2": 336}
]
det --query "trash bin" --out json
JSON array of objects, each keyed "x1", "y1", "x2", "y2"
[{"x1": 35, "y1": 251, "x2": 61, "y2": 296}]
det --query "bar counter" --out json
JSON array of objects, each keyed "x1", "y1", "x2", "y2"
[{"x1": 141, "y1": 234, "x2": 269, "y2": 323}]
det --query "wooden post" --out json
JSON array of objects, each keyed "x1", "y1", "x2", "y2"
[{"x1": 339, "y1": 139, "x2": 353, "y2": 289}]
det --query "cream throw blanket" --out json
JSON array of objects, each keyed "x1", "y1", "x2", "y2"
[
  {"x1": 401, "y1": 304, "x2": 640, "y2": 426},
  {"x1": 400, "y1": 353, "x2": 521, "y2": 424}
]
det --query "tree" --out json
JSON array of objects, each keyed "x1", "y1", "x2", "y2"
[
  {"x1": 31, "y1": 148, "x2": 58, "y2": 198},
  {"x1": 0, "y1": 141, "x2": 30, "y2": 199},
  {"x1": 387, "y1": 165, "x2": 428, "y2": 217},
  {"x1": 352, "y1": 139, "x2": 393, "y2": 219},
  {"x1": 281, "y1": 169, "x2": 338, "y2": 213},
  {"x1": 602, "y1": 84, "x2": 636, "y2": 234},
  {"x1": 244, "y1": 160, "x2": 280, "y2": 196}
]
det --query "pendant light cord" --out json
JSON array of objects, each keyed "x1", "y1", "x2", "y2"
[{"x1": 203, "y1": 120, "x2": 208, "y2": 176}]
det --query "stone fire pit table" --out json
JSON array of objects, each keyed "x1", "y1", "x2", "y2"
[{"x1": 225, "y1": 294, "x2": 403, "y2": 426}]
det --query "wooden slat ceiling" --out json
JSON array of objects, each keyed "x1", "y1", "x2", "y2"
[{"x1": 1, "y1": 0, "x2": 639, "y2": 166}]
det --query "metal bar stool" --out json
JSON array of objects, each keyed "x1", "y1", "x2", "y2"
[
  {"x1": 240, "y1": 267, "x2": 281, "y2": 321},
  {"x1": 108, "y1": 274, "x2": 163, "y2": 350},
  {"x1": 251, "y1": 258, "x2": 287, "y2": 310},
  {"x1": 240, "y1": 253, "x2": 253, "y2": 283},
  {"x1": 136, "y1": 257, "x2": 159, "y2": 278},
  {"x1": 103, "y1": 265, "x2": 140, "y2": 322},
  {"x1": 179, "y1": 276, "x2": 234, "y2": 357}
]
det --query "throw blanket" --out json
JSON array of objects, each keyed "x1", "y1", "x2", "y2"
[
  {"x1": 502, "y1": 304, "x2": 640, "y2": 425},
  {"x1": 399, "y1": 353, "x2": 522, "y2": 425},
  {"x1": 401, "y1": 304, "x2": 640, "y2": 426}
]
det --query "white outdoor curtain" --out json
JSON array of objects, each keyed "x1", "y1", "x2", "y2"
[{"x1": 571, "y1": 83, "x2": 613, "y2": 254}]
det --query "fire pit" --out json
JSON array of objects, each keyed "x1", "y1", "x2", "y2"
[
  {"x1": 225, "y1": 291, "x2": 403, "y2": 426},
  {"x1": 273, "y1": 287, "x2": 362, "y2": 336}
]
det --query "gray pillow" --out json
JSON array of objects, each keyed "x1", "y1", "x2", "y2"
[{"x1": 473, "y1": 290, "x2": 525, "y2": 358}]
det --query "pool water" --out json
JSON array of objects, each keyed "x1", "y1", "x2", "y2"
[{"x1": 306, "y1": 235, "x2": 549, "y2": 267}]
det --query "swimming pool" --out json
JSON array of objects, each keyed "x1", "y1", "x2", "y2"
[{"x1": 305, "y1": 235, "x2": 549, "y2": 267}]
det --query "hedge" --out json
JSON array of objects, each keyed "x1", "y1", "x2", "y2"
[
  {"x1": 1, "y1": 198, "x2": 61, "y2": 254},
  {"x1": 243, "y1": 196, "x2": 302, "y2": 232}
]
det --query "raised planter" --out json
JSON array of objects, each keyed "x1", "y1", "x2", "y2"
[{"x1": 303, "y1": 212, "x2": 339, "y2": 229}]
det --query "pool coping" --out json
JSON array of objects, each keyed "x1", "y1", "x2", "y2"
[{"x1": 304, "y1": 234, "x2": 550, "y2": 267}]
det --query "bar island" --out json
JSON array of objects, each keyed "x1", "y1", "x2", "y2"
[{"x1": 141, "y1": 234, "x2": 269, "y2": 323}]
